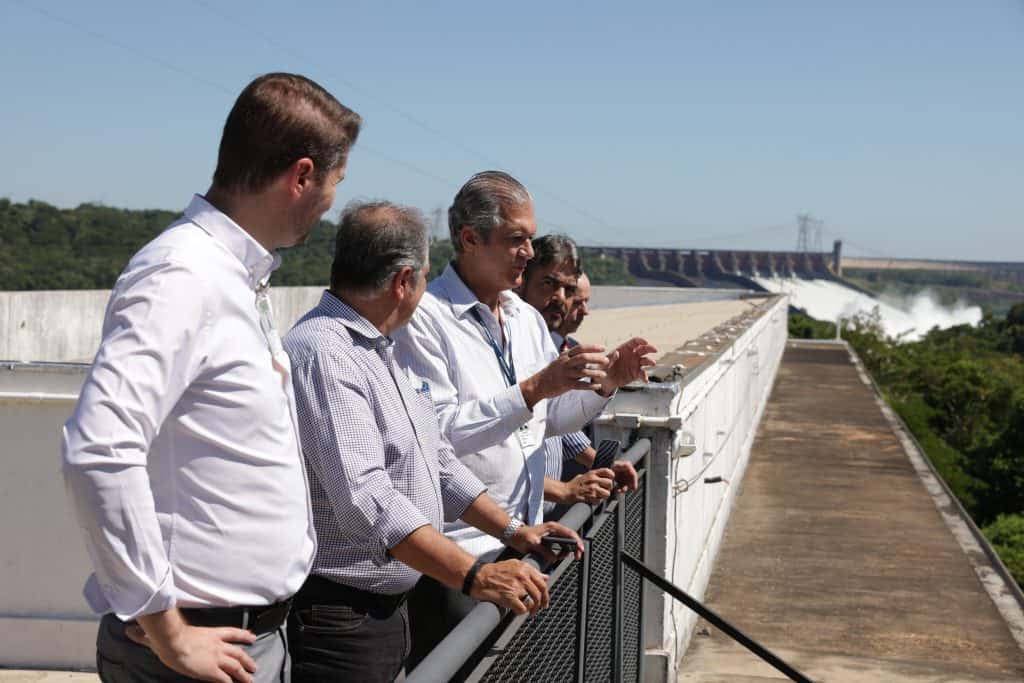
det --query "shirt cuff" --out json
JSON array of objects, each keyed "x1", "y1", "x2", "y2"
[
  {"x1": 497, "y1": 383, "x2": 533, "y2": 425},
  {"x1": 562, "y1": 431, "x2": 592, "y2": 460},
  {"x1": 371, "y1": 493, "x2": 432, "y2": 567},
  {"x1": 85, "y1": 568, "x2": 177, "y2": 622},
  {"x1": 441, "y1": 474, "x2": 488, "y2": 524},
  {"x1": 580, "y1": 386, "x2": 613, "y2": 419}
]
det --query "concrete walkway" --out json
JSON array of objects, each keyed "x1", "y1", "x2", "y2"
[{"x1": 678, "y1": 342, "x2": 1024, "y2": 682}]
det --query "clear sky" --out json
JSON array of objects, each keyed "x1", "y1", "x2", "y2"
[{"x1": 1, "y1": 1, "x2": 1022, "y2": 260}]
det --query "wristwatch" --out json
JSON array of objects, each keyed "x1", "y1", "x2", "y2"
[{"x1": 501, "y1": 516, "x2": 524, "y2": 544}]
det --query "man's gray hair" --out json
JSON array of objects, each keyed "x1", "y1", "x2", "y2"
[
  {"x1": 523, "y1": 233, "x2": 582, "y2": 284},
  {"x1": 448, "y1": 171, "x2": 532, "y2": 252},
  {"x1": 330, "y1": 201, "x2": 429, "y2": 294}
]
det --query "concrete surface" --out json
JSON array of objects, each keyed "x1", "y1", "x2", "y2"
[{"x1": 678, "y1": 343, "x2": 1024, "y2": 682}]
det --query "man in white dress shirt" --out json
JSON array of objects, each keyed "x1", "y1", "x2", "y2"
[
  {"x1": 394, "y1": 170, "x2": 656, "y2": 665},
  {"x1": 61, "y1": 73, "x2": 361, "y2": 683}
]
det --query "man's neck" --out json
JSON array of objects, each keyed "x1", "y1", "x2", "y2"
[
  {"x1": 204, "y1": 186, "x2": 285, "y2": 253},
  {"x1": 330, "y1": 289, "x2": 397, "y2": 336},
  {"x1": 452, "y1": 259, "x2": 502, "y2": 316}
]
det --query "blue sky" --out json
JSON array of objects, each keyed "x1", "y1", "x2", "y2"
[{"x1": 1, "y1": 1, "x2": 1022, "y2": 260}]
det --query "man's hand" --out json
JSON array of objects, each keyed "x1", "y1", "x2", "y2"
[
  {"x1": 129, "y1": 609, "x2": 257, "y2": 683},
  {"x1": 600, "y1": 337, "x2": 658, "y2": 395},
  {"x1": 472, "y1": 559, "x2": 550, "y2": 615},
  {"x1": 548, "y1": 468, "x2": 615, "y2": 505},
  {"x1": 610, "y1": 460, "x2": 639, "y2": 493},
  {"x1": 519, "y1": 344, "x2": 610, "y2": 408},
  {"x1": 508, "y1": 521, "x2": 585, "y2": 563}
]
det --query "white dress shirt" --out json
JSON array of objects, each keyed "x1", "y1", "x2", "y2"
[
  {"x1": 393, "y1": 264, "x2": 609, "y2": 558},
  {"x1": 62, "y1": 195, "x2": 316, "y2": 621}
]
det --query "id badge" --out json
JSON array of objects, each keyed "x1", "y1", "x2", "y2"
[{"x1": 515, "y1": 422, "x2": 538, "y2": 452}]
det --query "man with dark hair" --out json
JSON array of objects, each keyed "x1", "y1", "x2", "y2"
[
  {"x1": 518, "y1": 236, "x2": 638, "y2": 495},
  {"x1": 62, "y1": 73, "x2": 360, "y2": 683},
  {"x1": 283, "y1": 202, "x2": 582, "y2": 682},
  {"x1": 555, "y1": 271, "x2": 591, "y2": 350},
  {"x1": 394, "y1": 171, "x2": 656, "y2": 664}
]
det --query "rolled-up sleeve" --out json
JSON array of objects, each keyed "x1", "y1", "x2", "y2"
[
  {"x1": 394, "y1": 309, "x2": 533, "y2": 456},
  {"x1": 561, "y1": 430, "x2": 592, "y2": 462},
  {"x1": 61, "y1": 259, "x2": 209, "y2": 620},
  {"x1": 293, "y1": 352, "x2": 431, "y2": 566},
  {"x1": 436, "y1": 436, "x2": 487, "y2": 522}
]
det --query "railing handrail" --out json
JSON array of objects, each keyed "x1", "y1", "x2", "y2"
[{"x1": 405, "y1": 437, "x2": 652, "y2": 683}]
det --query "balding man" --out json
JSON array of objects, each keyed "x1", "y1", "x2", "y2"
[{"x1": 284, "y1": 202, "x2": 582, "y2": 682}]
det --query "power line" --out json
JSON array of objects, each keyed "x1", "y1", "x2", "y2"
[
  {"x1": 14, "y1": 0, "x2": 610, "y2": 243},
  {"x1": 184, "y1": 0, "x2": 617, "y2": 244},
  {"x1": 9, "y1": 1, "x2": 460, "y2": 191}
]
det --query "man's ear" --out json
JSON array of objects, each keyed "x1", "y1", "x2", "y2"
[
  {"x1": 284, "y1": 157, "x2": 316, "y2": 198},
  {"x1": 458, "y1": 226, "x2": 480, "y2": 253},
  {"x1": 393, "y1": 266, "x2": 414, "y2": 298}
]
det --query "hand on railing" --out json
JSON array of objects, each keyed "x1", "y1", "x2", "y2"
[
  {"x1": 471, "y1": 560, "x2": 549, "y2": 615},
  {"x1": 610, "y1": 460, "x2": 639, "y2": 493},
  {"x1": 508, "y1": 521, "x2": 585, "y2": 564}
]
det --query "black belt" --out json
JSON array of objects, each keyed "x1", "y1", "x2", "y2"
[
  {"x1": 180, "y1": 598, "x2": 292, "y2": 635},
  {"x1": 294, "y1": 574, "x2": 408, "y2": 619}
]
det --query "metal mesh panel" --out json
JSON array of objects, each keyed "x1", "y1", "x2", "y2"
[
  {"x1": 584, "y1": 511, "x2": 617, "y2": 682},
  {"x1": 475, "y1": 558, "x2": 581, "y2": 683},
  {"x1": 621, "y1": 471, "x2": 646, "y2": 682}
]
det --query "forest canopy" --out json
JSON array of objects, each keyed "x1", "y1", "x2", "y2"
[{"x1": 0, "y1": 199, "x2": 631, "y2": 289}]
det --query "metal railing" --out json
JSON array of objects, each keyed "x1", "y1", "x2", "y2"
[{"x1": 407, "y1": 438, "x2": 652, "y2": 683}]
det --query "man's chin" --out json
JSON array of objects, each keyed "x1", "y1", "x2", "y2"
[{"x1": 544, "y1": 313, "x2": 564, "y2": 331}]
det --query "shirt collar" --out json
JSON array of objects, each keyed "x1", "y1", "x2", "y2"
[
  {"x1": 437, "y1": 262, "x2": 519, "y2": 321},
  {"x1": 316, "y1": 290, "x2": 392, "y2": 352},
  {"x1": 184, "y1": 194, "x2": 281, "y2": 289},
  {"x1": 551, "y1": 331, "x2": 565, "y2": 349}
]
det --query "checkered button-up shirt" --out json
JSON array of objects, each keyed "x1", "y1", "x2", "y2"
[{"x1": 284, "y1": 291, "x2": 486, "y2": 595}]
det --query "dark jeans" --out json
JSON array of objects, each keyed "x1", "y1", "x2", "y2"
[
  {"x1": 96, "y1": 612, "x2": 290, "y2": 683},
  {"x1": 405, "y1": 575, "x2": 480, "y2": 672},
  {"x1": 287, "y1": 576, "x2": 410, "y2": 683},
  {"x1": 406, "y1": 547, "x2": 518, "y2": 673}
]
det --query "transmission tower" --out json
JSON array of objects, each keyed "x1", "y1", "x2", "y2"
[
  {"x1": 430, "y1": 207, "x2": 445, "y2": 242},
  {"x1": 796, "y1": 214, "x2": 825, "y2": 252}
]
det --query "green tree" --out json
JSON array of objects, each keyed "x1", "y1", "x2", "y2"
[{"x1": 983, "y1": 515, "x2": 1024, "y2": 587}]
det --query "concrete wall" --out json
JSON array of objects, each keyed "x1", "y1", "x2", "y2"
[
  {"x1": 0, "y1": 288, "x2": 327, "y2": 364},
  {"x1": 594, "y1": 294, "x2": 789, "y2": 682},
  {"x1": 0, "y1": 365, "x2": 93, "y2": 669},
  {"x1": 0, "y1": 290, "x2": 783, "y2": 672},
  {"x1": 0, "y1": 286, "x2": 755, "y2": 364}
]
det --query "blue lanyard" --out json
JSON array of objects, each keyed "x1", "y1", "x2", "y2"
[{"x1": 471, "y1": 308, "x2": 517, "y2": 386}]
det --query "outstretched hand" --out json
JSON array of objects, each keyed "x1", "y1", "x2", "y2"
[{"x1": 601, "y1": 337, "x2": 657, "y2": 394}]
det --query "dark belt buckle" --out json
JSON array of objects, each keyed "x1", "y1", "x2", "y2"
[{"x1": 251, "y1": 600, "x2": 291, "y2": 635}]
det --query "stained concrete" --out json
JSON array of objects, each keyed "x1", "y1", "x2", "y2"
[{"x1": 678, "y1": 343, "x2": 1024, "y2": 682}]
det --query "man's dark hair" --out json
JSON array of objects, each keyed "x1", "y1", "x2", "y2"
[
  {"x1": 213, "y1": 73, "x2": 362, "y2": 193},
  {"x1": 330, "y1": 201, "x2": 429, "y2": 293},
  {"x1": 523, "y1": 233, "x2": 582, "y2": 284},
  {"x1": 448, "y1": 171, "x2": 532, "y2": 252}
]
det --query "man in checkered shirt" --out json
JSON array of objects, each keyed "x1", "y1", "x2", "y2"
[{"x1": 283, "y1": 201, "x2": 583, "y2": 683}]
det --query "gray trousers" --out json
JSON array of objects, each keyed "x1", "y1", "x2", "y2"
[{"x1": 96, "y1": 613, "x2": 290, "y2": 683}]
